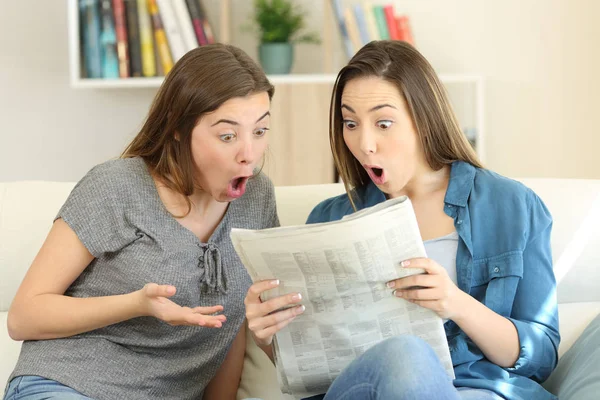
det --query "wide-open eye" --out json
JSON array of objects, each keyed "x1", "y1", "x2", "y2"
[
  {"x1": 343, "y1": 119, "x2": 357, "y2": 130},
  {"x1": 377, "y1": 120, "x2": 393, "y2": 130},
  {"x1": 219, "y1": 133, "x2": 236, "y2": 143},
  {"x1": 254, "y1": 128, "x2": 270, "y2": 137}
]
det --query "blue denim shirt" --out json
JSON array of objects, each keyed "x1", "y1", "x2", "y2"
[{"x1": 307, "y1": 161, "x2": 560, "y2": 400}]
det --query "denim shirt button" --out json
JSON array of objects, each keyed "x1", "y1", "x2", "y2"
[
  {"x1": 493, "y1": 267, "x2": 500, "y2": 273},
  {"x1": 457, "y1": 220, "x2": 463, "y2": 224}
]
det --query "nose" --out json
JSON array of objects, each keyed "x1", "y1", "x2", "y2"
[
  {"x1": 235, "y1": 136, "x2": 255, "y2": 165},
  {"x1": 358, "y1": 128, "x2": 376, "y2": 155}
]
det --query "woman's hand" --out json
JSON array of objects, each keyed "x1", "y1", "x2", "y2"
[
  {"x1": 386, "y1": 258, "x2": 467, "y2": 320},
  {"x1": 245, "y1": 280, "x2": 305, "y2": 346},
  {"x1": 137, "y1": 283, "x2": 226, "y2": 328}
]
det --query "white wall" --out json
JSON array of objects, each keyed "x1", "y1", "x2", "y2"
[
  {"x1": 0, "y1": 1, "x2": 156, "y2": 182},
  {"x1": 1, "y1": 0, "x2": 599, "y2": 182}
]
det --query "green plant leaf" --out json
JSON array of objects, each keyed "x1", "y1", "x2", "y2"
[{"x1": 251, "y1": 0, "x2": 321, "y2": 44}]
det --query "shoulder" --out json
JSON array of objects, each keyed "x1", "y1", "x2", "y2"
[
  {"x1": 473, "y1": 168, "x2": 542, "y2": 209},
  {"x1": 471, "y1": 167, "x2": 552, "y2": 228},
  {"x1": 74, "y1": 158, "x2": 146, "y2": 200},
  {"x1": 474, "y1": 168, "x2": 531, "y2": 200},
  {"x1": 86, "y1": 157, "x2": 146, "y2": 181},
  {"x1": 229, "y1": 171, "x2": 279, "y2": 228},
  {"x1": 245, "y1": 171, "x2": 275, "y2": 203},
  {"x1": 247, "y1": 170, "x2": 274, "y2": 192},
  {"x1": 82, "y1": 157, "x2": 144, "y2": 182},
  {"x1": 306, "y1": 192, "x2": 354, "y2": 224}
]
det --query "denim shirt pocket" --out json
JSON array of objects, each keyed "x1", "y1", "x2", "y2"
[{"x1": 471, "y1": 252, "x2": 524, "y2": 316}]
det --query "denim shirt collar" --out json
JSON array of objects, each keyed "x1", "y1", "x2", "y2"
[{"x1": 444, "y1": 161, "x2": 476, "y2": 208}]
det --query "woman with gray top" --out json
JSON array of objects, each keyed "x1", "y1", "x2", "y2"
[{"x1": 5, "y1": 44, "x2": 278, "y2": 400}]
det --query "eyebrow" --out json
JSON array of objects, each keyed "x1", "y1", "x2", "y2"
[
  {"x1": 210, "y1": 111, "x2": 271, "y2": 127},
  {"x1": 341, "y1": 104, "x2": 397, "y2": 113}
]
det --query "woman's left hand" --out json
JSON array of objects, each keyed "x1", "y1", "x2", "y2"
[{"x1": 386, "y1": 258, "x2": 467, "y2": 320}]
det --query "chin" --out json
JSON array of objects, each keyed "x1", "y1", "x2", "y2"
[
  {"x1": 385, "y1": 180, "x2": 408, "y2": 197},
  {"x1": 214, "y1": 192, "x2": 234, "y2": 203}
]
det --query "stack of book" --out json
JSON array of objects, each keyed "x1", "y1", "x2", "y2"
[
  {"x1": 330, "y1": 0, "x2": 415, "y2": 59},
  {"x1": 79, "y1": 0, "x2": 215, "y2": 79}
]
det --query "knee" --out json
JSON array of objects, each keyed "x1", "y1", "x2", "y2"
[
  {"x1": 361, "y1": 336, "x2": 439, "y2": 377},
  {"x1": 368, "y1": 336, "x2": 431, "y2": 361},
  {"x1": 352, "y1": 336, "x2": 450, "y2": 397}
]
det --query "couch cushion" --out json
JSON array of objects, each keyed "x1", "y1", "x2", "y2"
[
  {"x1": 274, "y1": 184, "x2": 345, "y2": 227},
  {"x1": 557, "y1": 302, "x2": 600, "y2": 357},
  {"x1": 0, "y1": 182, "x2": 75, "y2": 312},
  {"x1": 518, "y1": 179, "x2": 600, "y2": 303},
  {"x1": 544, "y1": 310, "x2": 600, "y2": 399},
  {"x1": 237, "y1": 324, "x2": 289, "y2": 400},
  {"x1": 0, "y1": 312, "x2": 22, "y2": 389}
]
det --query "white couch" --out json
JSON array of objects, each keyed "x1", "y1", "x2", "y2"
[{"x1": 2, "y1": 179, "x2": 600, "y2": 399}]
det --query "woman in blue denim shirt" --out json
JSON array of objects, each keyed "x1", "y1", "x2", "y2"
[{"x1": 244, "y1": 41, "x2": 559, "y2": 400}]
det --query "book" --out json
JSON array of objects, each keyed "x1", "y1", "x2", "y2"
[
  {"x1": 197, "y1": 0, "x2": 215, "y2": 43},
  {"x1": 80, "y1": 0, "x2": 103, "y2": 79},
  {"x1": 136, "y1": 0, "x2": 156, "y2": 77},
  {"x1": 353, "y1": 4, "x2": 370, "y2": 45},
  {"x1": 124, "y1": 0, "x2": 142, "y2": 77},
  {"x1": 99, "y1": 0, "x2": 119, "y2": 78},
  {"x1": 173, "y1": 0, "x2": 198, "y2": 51},
  {"x1": 396, "y1": 15, "x2": 415, "y2": 46},
  {"x1": 156, "y1": 0, "x2": 187, "y2": 61},
  {"x1": 148, "y1": 0, "x2": 173, "y2": 74},
  {"x1": 362, "y1": 1, "x2": 380, "y2": 41},
  {"x1": 330, "y1": 0, "x2": 354, "y2": 59},
  {"x1": 383, "y1": 4, "x2": 400, "y2": 40},
  {"x1": 112, "y1": 0, "x2": 130, "y2": 77},
  {"x1": 372, "y1": 5, "x2": 390, "y2": 40},
  {"x1": 231, "y1": 196, "x2": 454, "y2": 398},
  {"x1": 185, "y1": 0, "x2": 208, "y2": 45},
  {"x1": 344, "y1": 7, "x2": 362, "y2": 53}
]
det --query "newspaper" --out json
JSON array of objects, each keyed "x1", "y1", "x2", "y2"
[{"x1": 230, "y1": 196, "x2": 454, "y2": 399}]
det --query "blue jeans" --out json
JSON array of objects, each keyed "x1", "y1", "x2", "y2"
[
  {"x1": 4, "y1": 376, "x2": 93, "y2": 400},
  {"x1": 302, "y1": 336, "x2": 503, "y2": 400}
]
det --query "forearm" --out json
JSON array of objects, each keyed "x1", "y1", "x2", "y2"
[
  {"x1": 452, "y1": 292, "x2": 520, "y2": 368},
  {"x1": 8, "y1": 291, "x2": 144, "y2": 341}
]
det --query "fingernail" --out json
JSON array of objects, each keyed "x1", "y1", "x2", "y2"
[
  {"x1": 393, "y1": 290, "x2": 403, "y2": 297},
  {"x1": 297, "y1": 305, "x2": 306, "y2": 314},
  {"x1": 270, "y1": 279, "x2": 280, "y2": 286},
  {"x1": 292, "y1": 293, "x2": 302, "y2": 300},
  {"x1": 386, "y1": 281, "x2": 395, "y2": 288},
  {"x1": 401, "y1": 261, "x2": 410, "y2": 267}
]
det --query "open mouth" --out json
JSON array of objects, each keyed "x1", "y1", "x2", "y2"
[
  {"x1": 227, "y1": 176, "x2": 250, "y2": 199},
  {"x1": 365, "y1": 165, "x2": 386, "y2": 185},
  {"x1": 232, "y1": 177, "x2": 245, "y2": 190}
]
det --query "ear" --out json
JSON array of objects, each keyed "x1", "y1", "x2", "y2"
[{"x1": 174, "y1": 131, "x2": 180, "y2": 141}]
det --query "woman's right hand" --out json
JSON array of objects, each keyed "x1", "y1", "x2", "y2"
[
  {"x1": 137, "y1": 283, "x2": 226, "y2": 328},
  {"x1": 245, "y1": 280, "x2": 305, "y2": 346}
]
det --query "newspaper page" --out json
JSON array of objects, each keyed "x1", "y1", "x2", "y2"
[{"x1": 231, "y1": 196, "x2": 454, "y2": 399}]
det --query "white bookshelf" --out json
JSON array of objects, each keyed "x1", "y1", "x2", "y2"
[{"x1": 67, "y1": 0, "x2": 485, "y2": 161}]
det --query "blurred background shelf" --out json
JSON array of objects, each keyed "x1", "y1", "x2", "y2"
[{"x1": 67, "y1": 0, "x2": 485, "y2": 185}]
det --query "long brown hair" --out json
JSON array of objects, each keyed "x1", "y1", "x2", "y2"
[
  {"x1": 122, "y1": 43, "x2": 274, "y2": 207},
  {"x1": 330, "y1": 41, "x2": 482, "y2": 208}
]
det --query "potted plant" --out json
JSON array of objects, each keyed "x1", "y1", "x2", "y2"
[{"x1": 251, "y1": 0, "x2": 320, "y2": 74}]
